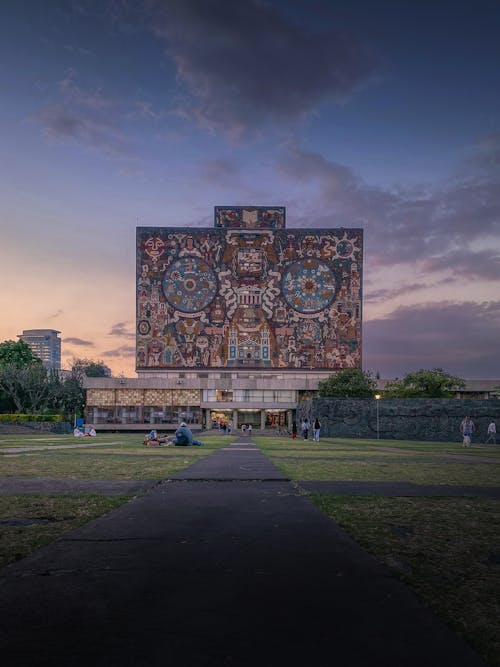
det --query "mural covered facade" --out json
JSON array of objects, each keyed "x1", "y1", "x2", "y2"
[{"x1": 136, "y1": 207, "x2": 363, "y2": 371}]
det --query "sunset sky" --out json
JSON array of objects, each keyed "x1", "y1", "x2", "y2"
[{"x1": 1, "y1": 0, "x2": 499, "y2": 378}]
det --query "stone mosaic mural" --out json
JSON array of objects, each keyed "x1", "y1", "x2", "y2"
[
  {"x1": 136, "y1": 210, "x2": 363, "y2": 370},
  {"x1": 215, "y1": 206, "x2": 285, "y2": 229}
]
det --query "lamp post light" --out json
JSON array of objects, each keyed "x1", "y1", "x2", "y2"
[{"x1": 375, "y1": 394, "x2": 381, "y2": 440}]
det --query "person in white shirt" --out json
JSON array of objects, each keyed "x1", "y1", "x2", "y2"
[{"x1": 485, "y1": 421, "x2": 497, "y2": 445}]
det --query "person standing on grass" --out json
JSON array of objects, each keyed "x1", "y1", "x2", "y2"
[
  {"x1": 248, "y1": 424, "x2": 252, "y2": 436},
  {"x1": 460, "y1": 416, "x2": 476, "y2": 447},
  {"x1": 313, "y1": 417, "x2": 321, "y2": 442},
  {"x1": 485, "y1": 421, "x2": 497, "y2": 445},
  {"x1": 292, "y1": 420, "x2": 297, "y2": 439}
]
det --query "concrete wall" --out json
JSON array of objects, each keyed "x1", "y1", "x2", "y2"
[{"x1": 297, "y1": 398, "x2": 500, "y2": 442}]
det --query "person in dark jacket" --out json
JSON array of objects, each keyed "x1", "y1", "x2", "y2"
[
  {"x1": 170, "y1": 422, "x2": 205, "y2": 446},
  {"x1": 313, "y1": 418, "x2": 321, "y2": 442}
]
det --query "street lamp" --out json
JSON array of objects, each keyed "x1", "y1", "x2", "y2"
[{"x1": 375, "y1": 394, "x2": 381, "y2": 440}]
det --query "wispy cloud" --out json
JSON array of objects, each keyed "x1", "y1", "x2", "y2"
[
  {"x1": 101, "y1": 345, "x2": 136, "y2": 358},
  {"x1": 108, "y1": 322, "x2": 135, "y2": 339},
  {"x1": 39, "y1": 104, "x2": 132, "y2": 155},
  {"x1": 59, "y1": 69, "x2": 113, "y2": 109},
  {"x1": 277, "y1": 141, "x2": 500, "y2": 271},
  {"x1": 423, "y1": 249, "x2": 500, "y2": 281},
  {"x1": 63, "y1": 337, "x2": 94, "y2": 346},
  {"x1": 364, "y1": 283, "x2": 430, "y2": 304}
]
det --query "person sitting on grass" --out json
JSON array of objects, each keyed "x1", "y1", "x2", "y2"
[
  {"x1": 143, "y1": 429, "x2": 160, "y2": 446},
  {"x1": 169, "y1": 422, "x2": 205, "y2": 447}
]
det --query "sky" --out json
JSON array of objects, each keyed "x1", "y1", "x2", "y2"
[{"x1": 1, "y1": 0, "x2": 499, "y2": 379}]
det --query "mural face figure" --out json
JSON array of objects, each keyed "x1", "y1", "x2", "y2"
[{"x1": 137, "y1": 210, "x2": 362, "y2": 370}]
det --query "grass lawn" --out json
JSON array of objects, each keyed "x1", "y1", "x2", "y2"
[
  {"x1": 251, "y1": 436, "x2": 500, "y2": 485},
  {"x1": 0, "y1": 494, "x2": 133, "y2": 570},
  {"x1": 0, "y1": 454, "x2": 207, "y2": 479},
  {"x1": 0, "y1": 432, "x2": 226, "y2": 449},
  {"x1": 272, "y1": 459, "x2": 500, "y2": 485},
  {"x1": 1, "y1": 430, "x2": 499, "y2": 665},
  {"x1": 312, "y1": 495, "x2": 500, "y2": 667},
  {"x1": 0, "y1": 433, "x2": 228, "y2": 479}
]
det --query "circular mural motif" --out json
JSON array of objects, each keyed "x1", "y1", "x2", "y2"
[
  {"x1": 282, "y1": 259, "x2": 336, "y2": 314},
  {"x1": 162, "y1": 257, "x2": 218, "y2": 313},
  {"x1": 137, "y1": 319, "x2": 151, "y2": 336},
  {"x1": 336, "y1": 240, "x2": 353, "y2": 257}
]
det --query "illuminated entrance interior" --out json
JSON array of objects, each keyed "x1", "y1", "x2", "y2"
[
  {"x1": 210, "y1": 411, "x2": 232, "y2": 429},
  {"x1": 265, "y1": 410, "x2": 288, "y2": 429},
  {"x1": 237, "y1": 409, "x2": 260, "y2": 428}
]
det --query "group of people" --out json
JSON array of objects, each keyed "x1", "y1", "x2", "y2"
[
  {"x1": 290, "y1": 418, "x2": 321, "y2": 441},
  {"x1": 144, "y1": 423, "x2": 205, "y2": 447},
  {"x1": 460, "y1": 416, "x2": 497, "y2": 447},
  {"x1": 139, "y1": 415, "x2": 497, "y2": 449},
  {"x1": 218, "y1": 421, "x2": 232, "y2": 434},
  {"x1": 73, "y1": 427, "x2": 96, "y2": 437}
]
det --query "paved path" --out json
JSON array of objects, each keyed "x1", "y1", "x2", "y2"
[{"x1": 0, "y1": 439, "x2": 487, "y2": 666}]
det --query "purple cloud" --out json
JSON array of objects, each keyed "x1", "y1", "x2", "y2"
[
  {"x1": 101, "y1": 345, "x2": 136, "y2": 358},
  {"x1": 364, "y1": 301, "x2": 500, "y2": 378},
  {"x1": 39, "y1": 105, "x2": 131, "y2": 155},
  {"x1": 149, "y1": 0, "x2": 380, "y2": 136},
  {"x1": 278, "y1": 142, "x2": 500, "y2": 269}
]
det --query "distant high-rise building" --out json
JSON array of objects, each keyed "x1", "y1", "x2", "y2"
[{"x1": 18, "y1": 329, "x2": 61, "y2": 370}]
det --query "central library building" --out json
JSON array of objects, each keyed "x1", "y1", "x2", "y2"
[{"x1": 85, "y1": 206, "x2": 363, "y2": 431}]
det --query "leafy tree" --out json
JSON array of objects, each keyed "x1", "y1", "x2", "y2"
[
  {"x1": 383, "y1": 368, "x2": 465, "y2": 398},
  {"x1": 0, "y1": 363, "x2": 50, "y2": 413},
  {"x1": 71, "y1": 358, "x2": 112, "y2": 381},
  {"x1": 318, "y1": 369, "x2": 376, "y2": 398},
  {"x1": 0, "y1": 339, "x2": 39, "y2": 368},
  {"x1": 59, "y1": 375, "x2": 86, "y2": 420},
  {"x1": 0, "y1": 339, "x2": 48, "y2": 413}
]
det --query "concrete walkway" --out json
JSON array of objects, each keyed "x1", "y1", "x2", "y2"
[{"x1": 0, "y1": 439, "x2": 487, "y2": 666}]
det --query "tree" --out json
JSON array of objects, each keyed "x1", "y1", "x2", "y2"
[
  {"x1": 58, "y1": 375, "x2": 86, "y2": 420},
  {"x1": 0, "y1": 339, "x2": 39, "y2": 368},
  {"x1": 383, "y1": 368, "x2": 465, "y2": 398},
  {"x1": 70, "y1": 358, "x2": 112, "y2": 382},
  {"x1": 0, "y1": 362, "x2": 50, "y2": 413},
  {"x1": 318, "y1": 369, "x2": 376, "y2": 398},
  {"x1": 0, "y1": 340, "x2": 48, "y2": 413}
]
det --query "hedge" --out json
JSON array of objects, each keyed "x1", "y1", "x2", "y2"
[{"x1": 0, "y1": 414, "x2": 63, "y2": 423}]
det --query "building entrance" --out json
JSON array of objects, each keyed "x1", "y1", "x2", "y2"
[
  {"x1": 209, "y1": 410, "x2": 232, "y2": 430},
  {"x1": 236, "y1": 410, "x2": 260, "y2": 429},
  {"x1": 265, "y1": 410, "x2": 289, "y2": 430}
]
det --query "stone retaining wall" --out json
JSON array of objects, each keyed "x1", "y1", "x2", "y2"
[{"x1": 297, "y1": 398, "x2": 500, "y2": 442}]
